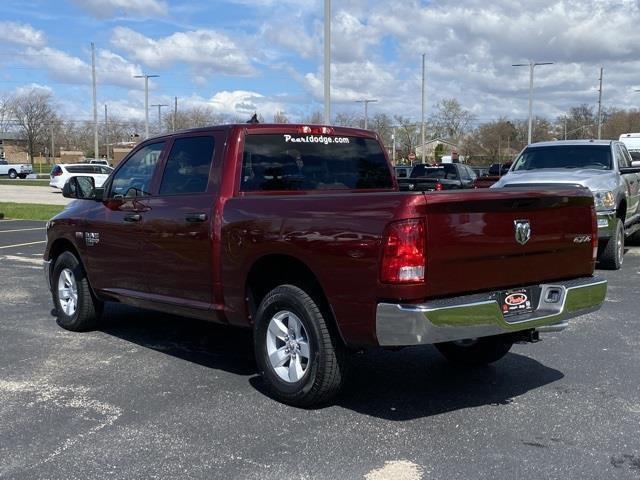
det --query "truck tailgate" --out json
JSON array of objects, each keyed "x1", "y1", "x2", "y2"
[{"x1": 422, "y1": 187, "x2": 596, "y2": 298}]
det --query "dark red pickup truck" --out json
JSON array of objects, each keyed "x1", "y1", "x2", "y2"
[{"x1": 44, "y1": 124, "x2": 607, "y2": 406}]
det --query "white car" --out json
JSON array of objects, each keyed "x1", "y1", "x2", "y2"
[{"x1": 49, "y1": 163, "x2": 113, "y2": 189}]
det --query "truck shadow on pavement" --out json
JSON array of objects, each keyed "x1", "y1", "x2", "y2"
[{"x1": 96, "y1": 303, "x2": 563, "y2": 419}]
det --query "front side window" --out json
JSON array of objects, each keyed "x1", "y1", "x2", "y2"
[
  {"x1": 159, "y1": 136, "x2": 215, "y2": 195},
  {"x1": 110, "y1": 142, "x2": 164, "y2": 198},
  {"x1": 241, "y1": 134, "x2": 392, "y2": 192}
]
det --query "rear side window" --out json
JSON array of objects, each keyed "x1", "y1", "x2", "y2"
[
  {"x1": 50, "y1": 165, "x2": 62, "y2": 175},
  {"x1": 66, "y1": 165, "x2": 96, "y2": 174},
  {"x1": 159, "y1": 136, "x2": 215, "y2": 195},
  {"x1": 241, "y1": 134, "x2": 392, "y2": 192}
]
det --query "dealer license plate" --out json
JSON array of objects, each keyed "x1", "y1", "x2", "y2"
[{"x1": 499, "y1": 288, "x2": 534, "y2": 317}]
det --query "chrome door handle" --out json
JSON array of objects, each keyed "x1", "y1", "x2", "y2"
[
  {"x1": 185, "y1": 213, "x2": 208, "y2": 223},
  {"x1": 124, "y1": 213, "x2": 141, "y2": 222}
]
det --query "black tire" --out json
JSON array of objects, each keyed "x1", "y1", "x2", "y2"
[
  {"x1": 435, "y1": 335, "x2": 513, "y2": 366},
  {"x1": 254, "y1": 284, "x2": 346, "y2": 407},
  {"x1": 51, "y1": 251, "x2": 103, "y2": 331},
  {"x1": 8, "y1": 169, "x2": 17, "y2": 179},
  {"x1": 599, "y1": 218, "x2": 624, "y2": 270},
  {"x1": 18, "y1": 174, "x2": 27, "y2": 179}
]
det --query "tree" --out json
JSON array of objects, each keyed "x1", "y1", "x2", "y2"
[
  {"x1": 11, "y1": 89, "x2": 57, "y2": 161},
  {"x1": 430, "y1": 98, "x2": 476, "y2": 141},
  {"x1": 461, "y1": 118, "x2": 519, "y2": 164},
  {"x1": 393, "y1": 115, "x2": 420, "y2": 159},
  {"x1": 302, "y1": 111, "x2": 324, "y2": 124},
  {"x1": 273, "y1": 111, "x2": 289, "y2": 123},
  {"x1": 369, "y1": 113, "x2": 394, "y2": 148},
  {"x1": 0, "y1": 95, "x2": 16, "y2": 133}
]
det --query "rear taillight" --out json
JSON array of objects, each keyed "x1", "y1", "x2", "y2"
[
  {"x1": 435, "y1": 182, "x2": 443, "y2": 191},
  {"x1": 380, "y1": 219, "x2": 426, "y2": 283},
  {"x1": 590, "y1": 204, "x2": 598, "y2": 260}
]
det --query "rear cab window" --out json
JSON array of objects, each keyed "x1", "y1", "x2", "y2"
[{"x1": 240, "y1": 133, "x2": 392, "y2": 192}]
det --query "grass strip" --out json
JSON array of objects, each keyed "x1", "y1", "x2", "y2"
[
  {"x1": 0, "y1": 180, "x2": 51, "y2": 187},
  {"x1": 0, "y1": 202, "x2": 64, "y2": 221}
]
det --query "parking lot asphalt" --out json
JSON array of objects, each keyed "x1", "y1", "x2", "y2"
[{"x1": 1, "y1": 220, "x2": 639, "y2": 479}]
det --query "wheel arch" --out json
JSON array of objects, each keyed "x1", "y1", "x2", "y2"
[{"x1": 245, "y1": 254, "x2": 345, "y2": 345}]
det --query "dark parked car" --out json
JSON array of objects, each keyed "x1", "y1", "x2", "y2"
[
  {"x1": 397, "y1": 163, "x2": 477, "y2": 191},
  {"x1": 393, "y1": 165, "x2": 412, "y2": 178}
]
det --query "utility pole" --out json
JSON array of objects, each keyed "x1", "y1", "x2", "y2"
[
  {"x1": 104, "y1": 104, "x2": 108, "y2": 161},
  {"x1": 597, "y1": 67, "x2": 603, "y2": 139},
  {"x1": 134, "y1": 74, "x2": 159, "y2": 139},
  {"x1": 564, "y1": 115, "x2": 567, "y2": 140},
  {"x1": 173, "y1": 96, "x2": 177, "y2": 132},
  {"x1": 421, "y1": 53, "x2": 426, "y2": 164},
  {"x1": 151, "y1": 103, "x2": 168, "y2": 133},
  {"x1": 91, "y1": 42, "x2": 98, "y2": 160},
  {"x1": 323, "y1": 0, "x2": 331, "y2": 124},
  {"x1": 392, "y1": 126, "x2": 396, "y2": 164},
  {"x1": 355, "y1": 99, "x2": 377, "y2": 130},
  {"x1": 512, "y1": 61, "x2": 553, "y2": 145}
]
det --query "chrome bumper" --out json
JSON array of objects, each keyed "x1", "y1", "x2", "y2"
[
  {"x1": 596, "y1": 211, "x2": 616, "y2": 240},
  {"x1": 376, "y1": 276, "x2": 607, "y2": 346},
  {"x1": 43, "y1": 259, "x2": 52, "y2": 290}
]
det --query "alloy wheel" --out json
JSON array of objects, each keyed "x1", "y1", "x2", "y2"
[{"x1": 266, "y1": 310, "x2": 311, "y2": 383}]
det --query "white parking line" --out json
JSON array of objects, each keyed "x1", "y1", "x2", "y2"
[
  {"x1": 0, "y1": 241, "x2": 46, "y2": 250},
  {"x1": 0, "y1": 228, "x2": 46, "y2": 234}
]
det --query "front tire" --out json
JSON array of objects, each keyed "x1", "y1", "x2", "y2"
[
  {"x1": 599, "y1": 218, "x2": 624, "y2": 270},
  {"x1": 51, "y1": 251, "x2": 103, "y2": 331},
  {"x1": 254, "y1": 285, "x2": 346, "y2": 407},
  {"x1": 436, "y1": 335, "x2": 513, "y2": 365}
]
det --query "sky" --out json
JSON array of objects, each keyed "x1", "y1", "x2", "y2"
[{"x1": 0, "y1": 0, "x2": 639, "y2": 126}]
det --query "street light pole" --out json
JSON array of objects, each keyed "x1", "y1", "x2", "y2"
[
  {"x1": 134, "y1": 74, "x2": 159, "y2": 139},
  {"x1": 421, "y1": 53, "x2": 426, "y2": 164},
  {"x1": 323, "y1": 0, "x2": 331, "y2": 124},
  {"x1": 512, "y1": 61, "x2": 553, "y2": 145},
  {"x1": 355, "y1": 99, "x2": 377, "y2": 130}
]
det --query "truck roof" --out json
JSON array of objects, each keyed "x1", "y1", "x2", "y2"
[{"x1": 145, "y1": 123, "x2": 379, "y2": 141}]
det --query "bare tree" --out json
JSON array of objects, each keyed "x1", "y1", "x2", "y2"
[
  {"x1": 303, "y1": 111, "x2": 324, "y2": 124},
  {"x1": 273, "y1": 111, "x2": 290, "y2": 123},
  {"x1": 430, "y1": 98, "x2": 476, "y2": 141},
  {"x1": 0, "y1": 95, "x2": 16, "y2": 133},
  {"x1": 333, "y1": 111, "x2": 360, "y2": 127},
  {"x1": 393, "y1": 115, "x2": 420, "y2": 158},
  {"x1": 11, "y1": 89, "x2": 57, "y2": 161}
]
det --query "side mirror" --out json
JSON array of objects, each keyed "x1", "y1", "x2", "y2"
[{"x1": 62, "y1": 176, "x2": 103, "y2": 200}]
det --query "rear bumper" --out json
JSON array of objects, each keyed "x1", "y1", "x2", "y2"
[{"x1": 375, "y1": 276, "x2": 607, "y2": 346}]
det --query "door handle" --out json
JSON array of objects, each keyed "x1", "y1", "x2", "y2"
[
  {"x1": 185, "y1": 212, "x2": 208, "y2": 223},
  {"x1": 124, "y1": 213, "x2": 141, "y2": 222}
]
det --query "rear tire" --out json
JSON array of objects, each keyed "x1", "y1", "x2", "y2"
[
  {"x1": 599, "y1": 218, "x2": 624, "y2": 270},
  {"x1": 436, "y1": 335, "x2": 513, "y2": 365},
  {"x1": 254, "y1": 284, "x2": 346, "y2": 407},
  {"x1": 51, "y1": 251, "x2": 103, "y2": 331},
  {"x1": 8, "y1": 169, "x2": 17, "y2": 179}
]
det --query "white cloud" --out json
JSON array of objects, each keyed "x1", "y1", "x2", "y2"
[
  {"x1": 72, "y1": 0, "x2": 167, "y2": 18},
  {"x1": 110, "y1": 27, "x2": 255, "y2": 76},
  {"x1": 0, "y1": 21, "x2": 46, "y2": 48},
  {"x1": 19, "y1": 47, "x2": 143, "y2": 90}
]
